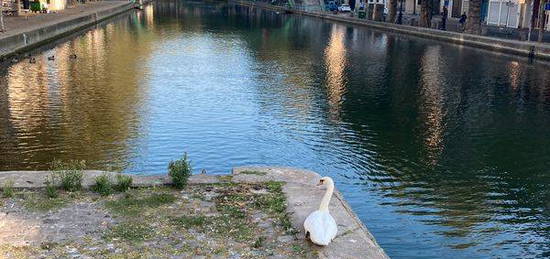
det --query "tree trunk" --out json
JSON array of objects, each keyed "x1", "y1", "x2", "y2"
[
  {"x1": 16, "y1": 0, "x2": 20, "y2": 16},
  {"x1": 420, "y1": 0, "x2": 432, "y2": 27},
  {"x1": 465, "y1": 0, "x2": 482, "y2": 34},
  {"x1": 0, "y1": 0, "x2": 4, "y2": 32},
  {"x1": 389, "y1": 0, "x2": 398, "y2": 23},
  {"x1": 538, "y1": 0, "x2": 547, "y2": 42}
]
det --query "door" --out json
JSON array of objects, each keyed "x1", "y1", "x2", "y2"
[{"x1": 452, "y1": 0, "x2": 462, "y2": 17}]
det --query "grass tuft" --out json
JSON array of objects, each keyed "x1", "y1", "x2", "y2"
[
  {"x1": 45, "y1": 175, "x2": 58, "y2": 198},
  {"x1": 105, "y1": 222, "x2": 153, "y2": 241},
  {"x1": 114, "y1": 174, "x2": 133, "y2": 192},
  {"x1": 50, "y1": 159, "x2": 86, "y2": 192},
  {"x1": 23, "y1": 194, "x2": 66, "y2": 212},
  {"x1": 172, "y1": 215, "x2": 207, "y2": 228},
  {"x1": 105, "y1": 192, "x2": 176, "y2": 216},
  {"x1": 92, "y1": 174, "x2": 113, "y2": 196},
  {"x1": 252, "y1": 236, "x2": 266, "y2": 248},
  {"x1": 2, "y1": 180, "x2": 14, "y2": 198}
]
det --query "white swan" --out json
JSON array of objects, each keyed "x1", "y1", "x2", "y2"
[{"x1": 304, "y1": 176, "x2": 338, "y2": 246}]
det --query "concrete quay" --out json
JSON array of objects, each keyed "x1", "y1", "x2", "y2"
[{"x1": 0, "y1": 167, "x2": 389, "y2": 258}]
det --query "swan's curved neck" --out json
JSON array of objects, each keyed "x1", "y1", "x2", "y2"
[{"x1": 319, "y1": 181, "x2": 334, "y2": 212}]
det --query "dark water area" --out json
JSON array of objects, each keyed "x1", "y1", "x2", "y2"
[{"x1": 1, "y1": 1, "x2": 549, "y2": 257}]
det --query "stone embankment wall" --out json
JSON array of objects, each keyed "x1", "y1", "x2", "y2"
[
  {"x1": 0, "y1": 2, "x2": 134, "y2": 58},
  {"x1": 232, "y1": 0, "x2": 550, "y2": 61}
]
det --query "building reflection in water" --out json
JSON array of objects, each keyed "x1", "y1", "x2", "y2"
[
  {"x1": 0, "y1": 10, "x2": 156, "y2": 170},
  {"x1": 418, "y1": 45, "x2": 445, "y2": 166},
  {"x1": 324, "y1": 25, "x2": 347, "y2": 121}
]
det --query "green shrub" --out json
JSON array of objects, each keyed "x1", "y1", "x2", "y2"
[
  {"x1": 168, "y1": 153, "x2": 192, "y2": 189},
  {"x1": 2, "y1": 180, "x2": 14, "y2": 198},
  {"x1": 114, "y1": 174, "x2": 133, "y2": 192},
  {"x1": 50, "y1": 160, "x2": 86, "y2": 192},
  {"x1": 92, "y1": 174, "x2": 113, "y2": 196}
]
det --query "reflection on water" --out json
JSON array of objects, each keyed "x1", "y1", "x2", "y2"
[
  {"x1": 0, "y1": 1, "x2": 549, "y2": 258},
  {"x1": 324, "y1": 26, "x2": 347, "y2": 119}
]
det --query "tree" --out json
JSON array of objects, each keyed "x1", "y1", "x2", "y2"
[
  {"x1": 419, "y1": 0, "x2": 433, "y2": 27},
  {"x1": 388, "y1": 0, "x2": 398, "y2": 23},
  {"x1": 465, "y1": 0, "x2": 482, "y2": 34}
]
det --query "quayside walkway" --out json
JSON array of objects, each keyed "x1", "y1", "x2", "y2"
[
  {"x1": 0, "y1": 167, "x2": 388, "y2": 258},
  {"x1": 0, "y1": 0, "x2": 133, "y2": 57},
  {"x1": 0, "y1": 1, "x2": 128, "y2": 38}
]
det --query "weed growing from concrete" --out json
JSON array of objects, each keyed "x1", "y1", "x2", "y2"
[
  {"x1": 23, "y1": 194, "x2": 66, "y2": 212},
  {"x1": 254, "y1": 181, "x2": 297, "y2": 234},
  {"x1": 2, "y1": 180, "x2": 14, "y2": 198},
  {"x1": 114, "y1": 174, "x2": 133, "y2": 192},
  {"x1": 252, "y1": 236, "x2": 266, "y2": 248},
  {"x1": 50, "y1": 159, "x2": 86, "y2": 192},
  {"x1": 172, "y1": 215, "x2": 207, "y2": 228},
  {"x1": 45, "y1": 178, "x2": 58, "y2": 199},
  {"x1": 292, "y1": 244, "x2": 305, "y2": 253},
  {"x1": 105, "y1": 192, "x2": 176, "y2": 216},
  {"x1": 105, "y1": 222, "x2": 153, "y2": 241},
  {"x1": 92, "y1": 174, "x2": 113, "y2": 196},
  {"x1": 168, "y1": 153, "x2": 191, "y2": 189}
]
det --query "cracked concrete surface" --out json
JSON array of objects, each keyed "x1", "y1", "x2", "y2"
[{"x1": 1, "y1": 167, "x2": 388, "y2": 258}]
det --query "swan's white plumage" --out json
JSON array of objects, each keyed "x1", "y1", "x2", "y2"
[
  {"x1": 304, "y1": 210, "x2": 337, "y2": 246},
  {"x1": 304, "y1": 176, "x2": 338, "y2": 246}
]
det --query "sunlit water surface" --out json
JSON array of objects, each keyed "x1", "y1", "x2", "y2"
[{"x1": 1, "y1": 1, "x2": 549, "y2": 258}]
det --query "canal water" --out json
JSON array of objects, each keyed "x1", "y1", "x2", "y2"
[{"x1": 1, "y1": 1, "x2": 549, "y2": 257}]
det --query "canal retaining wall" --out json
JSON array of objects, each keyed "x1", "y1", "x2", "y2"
[
  {"x1": 0, "y1": 167, "x2": 389, "y2": 258},
  {"x1": 231, "y1": 0, "x2": 550, "y2": 61},
  {"x1": 0, "y1": 1, "x2": 135, "y2": 58}
]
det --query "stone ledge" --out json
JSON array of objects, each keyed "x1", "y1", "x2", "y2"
[
  {"x1": 0, "y1": 170, "x2": 220, "y2": 189},
  {"x1": 0, "y1": 168, "x2": 388, "y2": 258},
  {"x1": 233, "y1": 166, "x2": 389, "y2": 258}
]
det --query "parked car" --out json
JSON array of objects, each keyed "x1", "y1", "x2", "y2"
[{"x1": 338, "y1": 4, "x2": 351, "y2": 12}]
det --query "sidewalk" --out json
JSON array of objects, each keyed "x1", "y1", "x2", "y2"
[
  {"x1": 0, "y1": 0, "x2": 133, "y2": 57},
  {"x1": 330, "y1": 11, "x2": 550, "y2": 43},
  {"x1": 0, "y1": 1, "x2": 130, "y2": 39},
  {"x1": 400, "y1": 13, "x2": 550, "y2": 43}
]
